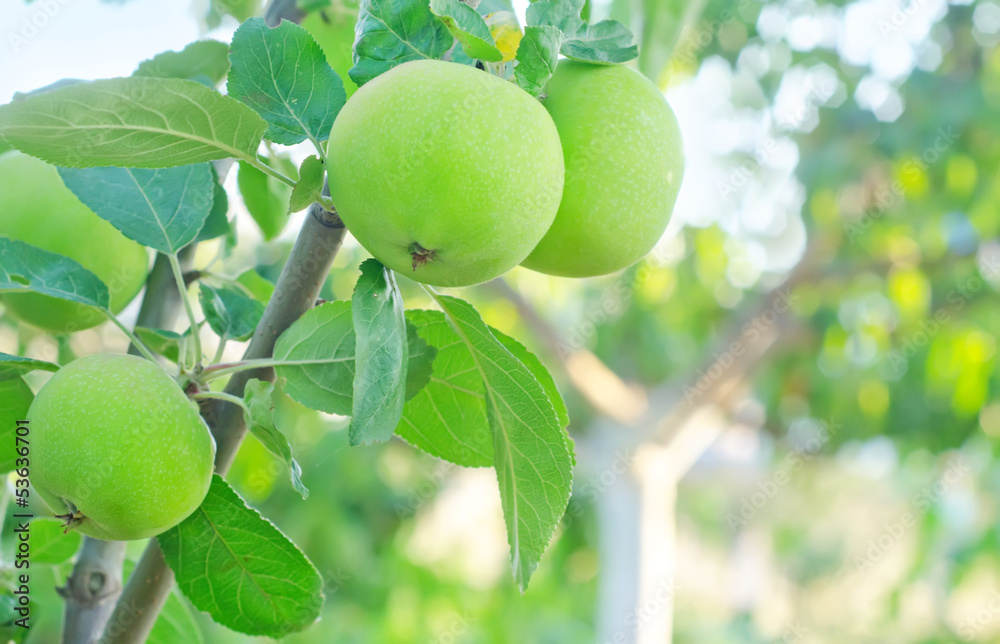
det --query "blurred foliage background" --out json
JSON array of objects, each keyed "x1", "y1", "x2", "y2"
[{"x1": 1, "y1": 0, "x2": 999, "y2": 642}]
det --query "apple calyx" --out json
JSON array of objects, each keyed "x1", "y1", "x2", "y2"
[
  {"x1": 56, "y1": 508, "x2": 85, "y2": 534},
  {"x1": 409, "y1": 243, "x2": 438, "y2": 271}
]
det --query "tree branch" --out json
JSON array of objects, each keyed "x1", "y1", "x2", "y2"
[
  {"x1": 59, "y1": 540, "x2": 127, "y2": 644},
  {"x1": 264, "y1": 0, "x2": 305, "y2": 26},
  {"x1": 94, "y1": 4, "x2": 322, "y2": 637},
  {"x1": 61, "y1": 248, "x2": 194, "y2": 644},
  {"x1": 98, "y1": 204, "x2": 345, "y2": 644}
]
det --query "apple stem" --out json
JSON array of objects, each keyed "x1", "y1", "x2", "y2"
[
  {"x1": 199, "y1": 356, "x2": 351, "y2": 382},
  {"x1": 211, "y1": 335, "x2": 228, "y2": 365},
  {"x1": 168, "y1": 253, "x2": 204, "y2": 368}
]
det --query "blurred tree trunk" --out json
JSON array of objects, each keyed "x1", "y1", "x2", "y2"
[
  {"x1": 592, "y1": 423, "x2": 643, "y2": 642},
  {"x1": 635, "y1": 444, "x2": 678, "y2": 644}
]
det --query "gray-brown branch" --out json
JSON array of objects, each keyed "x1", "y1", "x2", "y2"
[
  {"x1": 94, "y1": 4, "x2": 322, "y2": 638},
  {"x1": 98, "y1": 204, "x2": 345, "y2": 644},
  {"x1": 59, "y1": 540, "x2": 126, "y2": 644}
]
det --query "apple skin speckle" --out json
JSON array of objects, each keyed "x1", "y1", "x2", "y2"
[{"x1": 27, "y1": 353, "x2": 216, "y2": 541}]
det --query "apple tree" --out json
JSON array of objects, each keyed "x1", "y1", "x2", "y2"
[{"x1": 0, "y1": 0, "x2": 685, "y2": 642}]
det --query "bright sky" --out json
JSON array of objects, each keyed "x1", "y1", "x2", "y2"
[
  {"x1": 0, "y1": 0, "x2": 238, "y2": 102},
  {"x1": 0, "y1": 0, "x2": 540, "y2": 102}
]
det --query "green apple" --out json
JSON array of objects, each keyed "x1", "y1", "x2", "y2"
[
  {"x1": 521, "y1": 61, "x2": 685, "y2": 277},
  {"x1": 302, "y1": 2, "x2": 359, "y2": 97},
  {"x1": 327, "y1": 60, "x2": 565, "y2": 287},
  {"x1": 0, "y1": 151, "x2": 150, "y2": 333},
  {"x1": 28, "y1": 354, "x2": 216, "y2": 541}
]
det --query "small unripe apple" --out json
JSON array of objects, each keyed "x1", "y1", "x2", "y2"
[
  {"x1": 28, "y1": 354, "x2": 216, "y2": 541},
  {"x1": 521, "y1": 61, "x2": 685, "y2": 277},
  {"x1": 327, "y1": 60, "x2": 565, "y2": 286},
  {"x1": 0, "y1": 151, "x2": 149, "y2": 333}
]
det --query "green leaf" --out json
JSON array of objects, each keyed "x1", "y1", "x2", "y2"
[
  {"x1": 0, "y1": 238, "x2": 110, "y2": 311},
  {"x1": 135, "y1": 327, "x2": 183, "y2": 363},
  {"x1": 0, "y1": 596, "x2": 24, "y2": 644},
  {"x1": 158, "y1": 475, "x2": 324, "y2": 638},
  {"x1": 393, "y1": 316, "x2": 563, "y2": 464},
  {"x1": 237, "y1": 270, "x2": 275, "y2": 304},
  {"x1": 289, "y1": 155, "x2": 325, "y2": 213},
  {"x1": 525, "y1": 0, "x2": 583, "y2": 33},
  {"x1": 560, "y1": 20, "x2": 638, "y2": 64},
  {"x1": 57, "y1": 164, "x2": 215, "y2": 254},
  {"x1": 147, "y1": 589, "x2": 204, "y2": 644},
  {"x1": 397, "y1": 309, "x2": 493, "y2": 467},
  {"x1": 274, "y1": 301, "x2": 355, "y2": 415},
  {"x1": 228, "y1": 18, "x2": 347, "y2": 146},
  {"x1": 11, "y1": 78, "x2": 85, "y2": 101},
  {"x1": 28, "y1": 519, "x2": 82, "y2": 565},
  {"x1": 430, "y1": 0, "x2": 503, "y2": 62},
  {"x1": 350, "y1": 260, "x2": 408, "y2": 446},
  {"x1": 237, "y1": 159, "x2": 294, "y2": 240},
  {"x1": 404, "y1": 319, "x2": 435, "y2": 399},
  {"x1": 0, "y1": 378, "x2": 33, "y2": 474},
  {"x1": 244, "y1": 379, "x2": 309, "y2": 499},
  {"x1": 0, "y1": 77, "x2": 267, "y2": 169},
  {"x1": 492, "y1": 330, "x2": 569, "y2": 429},
  {"x1": 0, "y1": 352, "x2": 58, "y2": 381},
  {"x1": 134, "y1": 40, "x2": 232, "y2": 86},
  {"x1": 273, "y1": 301, "x2": 435, "y2": 416},
  {"x1": 350, "y1": 0, "x2": 454, "y2": 87},
  {"x1": 430, "y1": 294, "x2": 574, "y2": 591},
  {"x1": 514, "y1": 26, "x2": 562, "y2": 96},
  {"x1": 197, "y1": 177, "x2": 231, "y2": 242},
  {"x1": 526, "y1": 0, "x2": 636, "y2": 64},
  {"x1": 198, "y1": 284, "x2": 265, "y2": 341}
]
